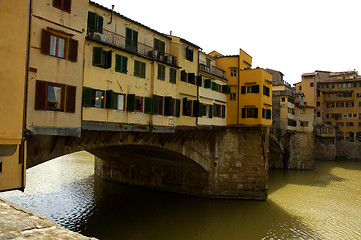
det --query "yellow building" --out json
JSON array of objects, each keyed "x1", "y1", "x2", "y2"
[
  {"x1": 212, "y1": 49, "x2": 272, "y2": 126},
  {"x1": 0, "y1": 0, "x2": 30, "y2": 191},
  {"x1": 197, "y1": 52, "x2": 228, "y2": 126},
  {"x1": 26, "y1": 0, "x2": 88, "y2": 137}
]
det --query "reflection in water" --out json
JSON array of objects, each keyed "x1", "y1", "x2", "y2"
[{"x1": 1, "y1": 151, "x2": 361, "y2": 239}]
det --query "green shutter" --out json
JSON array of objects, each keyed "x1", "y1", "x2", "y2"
[
  {"x1": 127, "y1": 94, "x2": 135, "y2": 112},
  {"x1": 255, "y1": 85, "x2": 260, "y2": 93},
  {"x1": 144, "y1": 97, "x2": 152, "y2": 114},
  {"x1": 241, "y1": 86, "x2": 246, "y2": 94},
  {"x1": 154, "y1": 38, "x2": 160, "y2": 51},
  {"x1": 164, "y1": 97, "x2": 172, "y2": 116},
  {"x1": 222, "y1": 85, "x2": 230, "y2": 94},
  {"x1": 92, "y1": 47, "x2": 103, "y2": 66},
  {"x1": 196, "y1": 76, "x2": 202, "y2": 86},
  {"x1": 105, "y1": 50, "x2": 112, "y2": 69},
  {"x1": 193, "y1": 100, "x2": 199, "y2": 117},
  {"x1": 82, "y1": 87, "x2": 92, "y2": 107},
  {"x1": 254, "y1": 108, "x2": 259, "y2": 118},
  {"x1": 204, "y1": 79, "x2": 211, "y2": 88},
  {"x1": 140, "y1": 62, "x2": 146, "y2": 78},
  {"x1": 152, "y1": 95, "x2": 158, "y2": 115},
  {"x1": 242, "y1": 108, "x2": 246, "y2": 118},
  {"x1": 96, "y1": 14, "x2": 103, "y2": 34},
  {"x1": 105, "y1": 90, "x2": 114, "y2": 109},
  {"x1": 115, "y1": 54, "x2": 121, "y2": 72},
  {"x1": 181, "y1": 70, "x2": 186, "y2": 82},
  {"x1": 160, "y1": 41, "x2": 165, "y2": 53},
  {"x1": 221, "y1": 105, "x2": 226, "y2": 118},
  {"x1": 87, "y1": 12, "x2": 97, "y2": 32},
  {"x1": 211, "y1": 82, "x2": 217, "y2": 91},
  {"x1": 170, "y1": 68, "x2": 176, "y2": 84},
  {"x1": 125, "y1": 28, "x2": 132, "y2": 50},
  {"x1": 134, "y1": 60, "x2": 140, "y2": 76},
  {"x1": 175, "y1": 99, "x2": 181, "y2": 117},
  {"x1": 121, "y1": 56, "x2": 128, "y2": 73},
  {"x1": 183, "y1": 98, "x2": 187, "y2": 116},
  {"x1": 158, "y1": 64, "x2": 165, "y2": 80},
  {"x1": 208, "y1": 104, "x2": 213, "y2": 118},
  {"x1": 132, "y1": 30, "x2": 138, "y2": 52},
  {"x1": 198, "y1": 102, "x2": 203, "y2": 117}
]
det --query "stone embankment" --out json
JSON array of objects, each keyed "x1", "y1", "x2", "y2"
[{"x1": 0, "y1": 198, "x2": 97, "y2": 240}]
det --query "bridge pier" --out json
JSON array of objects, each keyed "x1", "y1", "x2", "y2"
[{"x1": 93, "y1": 126, "x2": 269, "y2": 200}]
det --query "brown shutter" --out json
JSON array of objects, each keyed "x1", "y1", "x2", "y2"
[
  {"x1": 61, "y1": 85, "x2": 66, "y2": 111},
  {"x1": 66, "y1": 85, "x2": 76, "y2": 113},
  {"x1": 41, "y1": 29, "x2": 51, "y2": 55},
  {"x1": 63, "y1": 0, "x2": 71, "y2": 13},
  {"x1": 68, "y1": 39, "x2": 78, "y2": 62},
  {"x1": 35, "y1": 80, "x2": 47, "y2": 110}
]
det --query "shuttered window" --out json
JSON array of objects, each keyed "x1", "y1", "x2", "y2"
[
  {"x1": 185, "y1": 46, "x2": 194, "y2": 61},
  {"x1": 154, "y1": 38, "x2": 165, "y2": 54},
  {"x1": 144, "y1": 97, "x2": 152, "y2": 114},
  {"x1": 87, "y1": 11, "x2": 103, "y2": 33},
  {"x1": 193, "y1": 100, "x2": 199, "y2": 117},
  {"x1": 157, "y1": 64, "x2": 166, "y2": 80},
  {"x1": 125, "y1": 27, "x2": 138, "y2": 52},
  {"x1": 188, "y1": 73, "x2": 195, "y2": 84},
  {"x1": 115, "y1": 54, "x2": 128, "y2": 74},
  {"x1": 180, "y1": 70, "x2": 187, "y2": 82},
  {"x1": 53, "y1": 0, "x2": 71, "y2": 13},
  {"x1": 196, "y1": 76, "x2": 202, "y2": 86},
  {"x1": 169, "y1": 68, "x2": 177, "y2": 84},
  {"x1": 134, "y1": 60, "x2": 146, "y2": 78},
  {"x1": 127, "y1": 94, "x2": 135, "y2": 112},
  {"x1": 92, "y1": 47, "x2": 112, "y2": 69},
  {"x1": 41, "y1": 29, "x2": 78, "y2": 62},
  {"x1": 242, "y1": 108, "x2": 258, "y2": 118},
  {"x1": 175, "y1": 99, "x2": 181, "y2": 117},
  {"x1": 204, "y1": 79, "x2": 211, "y2": 89},
  {"x1": 164, "y1": 97, "x2": 173, "y2": 116},
  {"x1": 66, "y1": 85, "x2": 76, "y2": 113}
]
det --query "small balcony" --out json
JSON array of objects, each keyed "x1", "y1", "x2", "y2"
[
  {"x1": 87, "y1": 30, "x2": 177, "y2": 66},
  {"x1": 199, "y1": 60, "x2": 226, "y2": 79}
]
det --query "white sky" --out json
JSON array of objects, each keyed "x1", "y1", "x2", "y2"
[{"x1": 94, "y1": 0, "x2": 360, "y2": 84}]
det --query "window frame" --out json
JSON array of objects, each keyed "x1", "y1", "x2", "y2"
[{"x1": 53, "y1": 0, "x2": 71, "y2": 13}]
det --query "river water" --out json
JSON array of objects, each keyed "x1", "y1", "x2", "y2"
[{"x1": 1, "y1": 151, "x2": 361, "y2": 240}]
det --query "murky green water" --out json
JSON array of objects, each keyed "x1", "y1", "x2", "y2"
[{"x1": 1, "y1": 151, "x2": 361, "y2": 239}]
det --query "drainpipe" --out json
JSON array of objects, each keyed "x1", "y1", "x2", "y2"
[
  {"x1": 237, "y1": 55, "x2": 240, "y2": 124},
  {"x1": 108, "y1": 5, "x2": 114, "y2": 24},
  {"x1": 196, "y1": 49, "x2": 201, "y2": 126},
  {"x1": 20, "y1": 0, "x2": 32, "y2": 191}
]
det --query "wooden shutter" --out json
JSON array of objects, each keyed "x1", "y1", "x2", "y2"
[
  {"x1": 193, "y1": 100, "x2": 199, "y2": 117},
  {"x1": 198, "y1": 102, "x2": 203, "y2": 117},
  {"x1": 175, "y1": 99, "x2": 181, "y2": 117},
  {"x1": 204, "y1": 79, "x2": 211, "y2": 88},
  {"x1": 121, "y1": 56, "x2": 128, "y2": 73},
  {"x1": 266, "y1": 109, "x2": 272, "y2": 119},
  {"x1": 254, "y1": 108, "x2": 259, "y2": 118},
  {"x1": 242, "y1": 108, "x2": 246, "y2": 118},
  {"x1": 208, "y1": 104, "x2": 213, "y2": 118},
  {"x1": 134, "y1": 60, "x2": 140, "y2": 76},
  {"x1": 96, "y1": 14, "x2": 103, "y2": 34},
  {"x1": 35, "y1": 80, "x2": 47, "y2": 110},
  {"x1": 140, "y1": 62, "x2": 146, "y2": 78},
  {"x1": 92, "y1": 47, "x2": 103, "y2": 66},
  {"x1": 188, "y1": 73, "x2": 195, "y2": 84},
  {"x1": 87, "y1": 12, "x2": 97, "y2": 32},
  {"x1": 68, "y1": 39, "x2": 78, "y2": 62},
  {"x1": 255, "y1": 85, "x2": 260, "y2": 93},
  {"x1": 152, "y1": 95, "x2": 158, "y2": 115},
  {"x1": 82, "y1": 87, "x2": 92, "y2": 107},
  {"x1": 65, "y1": 85, "x2": 76, "y2": 113},
  {"x1": 105, "y1": 90, "x2": 114, "y2": 109},
  {"x1": 115, "y1": 54, "x2": 121, "y2": 72},
  {"x1": 164, "y1": 97, "x2": 172, "y2": 116},
  {"x1": 53, "y1": 0, "x2": 62, "y2": 8},
  {"x1": 104, "y1": 50, "x2": 112, "y2": 69},
  {"x1": 241, "y1": 86, "x2": 246, "y2": 94},
  {"x1": 221, "y1": 105, "x2": 226, "y2": 118},
  {"x1": 144, "y1": 97, "x2": 152, "y2": 114},
  {"x1": 125, "y1": 28, "x2": 132, "y2": 50},
  {"x1": 132, "y1": 30, "x2": 138, "y2": 52},
  {"x1": 211, "y1": 82, "x2": 217, "y2": 91},
  {"x1": 182, "y1": 98, "x2": 187, "y2": 116},
  {"x1": 41, "y1": 29, "x2": 51, "y2": 55},
  {"x1": 63, "y1": 0, "x2": 71, "y2": 13},
  {"x1": 170, "y1": 68, "x2": 176, "y2": 83},
  {"x1": 181, "y1": 70, "x2": 187, "y2": 82},
  {"x1": 196, "y1": 76, "x2": 202, "y2": 86},
  {"x1": 127, "y1": 94, "x2": 135, "y2": 112}
]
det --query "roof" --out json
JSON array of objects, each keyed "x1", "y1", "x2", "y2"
[{"x1": 89, "y1": 1, "x2": 171, "y2": 40}]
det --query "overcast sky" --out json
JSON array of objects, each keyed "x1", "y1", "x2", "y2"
[{"x1": 94, "y1": 0, "x2": 360, "y2": 84}]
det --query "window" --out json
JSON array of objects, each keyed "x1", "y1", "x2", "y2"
[
  {"x1": 197, "y1": 76, "x2": 202, "y2": 87},
  {"x1": 336, "y1": 122, "x2": 344, "y2": 127},
  {"x1": 357, "y1": 93, "x2": 361, "y2": 98},
  {"x1": 327, "y1": 84, "x2": 334, "y2": 89},
  {"x1": 169, "y1": 68, "x2": 177, "y2": 84},
  {"x1": 105, "y1": 90, "x2": 125, "y2": 110},
  {"x1": 266, "y1": 109, "x2": 271, "y2": 119},
  {"x1": 156, "y1": 96, "x2": 164, "y2": 115},
  {"x1": 134, "y1": 60, "x2": 146, "y2": 78},
  {"x1": 241, "y1": 85, "x2": 259, "y2": 94},
  {"x1": 263, "y1": 85, "x2": 270, "y2": 97},
  {"x1": 346, "y1": 122, "x2": 354, "y2": 127},
  {"x1": 115, "y1": 54, "x2": 128, "y2": 74},
  {"x1": 346, "y1": 102, "x2": 354, "y2": 107},
  {"x1": 348, "y1": 83, "x2": 352, "y2": 88},
  {"x1": 53, "y1": 0, "x2": 71, "y2": 13},
  {"x1": 92, "y1": 47, "x2": 112, "y2": 68},
  {"x1": 182, "y1": 98, "x2": 193, "y2": 116},
  {"x1": 206, "y1": 59, "x2": 211, "y2": 68},
  {"x1": 213, "y1": 104, "x2": 222, "y2": 118},
  {"x1": 36, "y1": 80, "x2": 76, "y2": 113},
  {"x1": 281, "y1": 97, "x2": 285, "y2": 102},
  {"x1": 300, "y1": 121, "x2": 309, "y2": 127},
  {"x1": 188, "y1": 73, "x2": 195, "y2": 84},
  {"x1": 326, "y1": 102, "x2": 334, "y2": 108},
  {"x1": 231, "y1": 69, "x2": 237, "y2": 77},
  {"x1": 92, "y1": 90, "x2": 105, "y2": 108},
  {"x1": 299, "y1": 86, "x2": 302, "y2": 90},
  {"x1": 41, "y1": 29, "x2": 78, "y2": 62},
  {"x1": 125, "y1": 28, "x2": 138, "y2": 52},
  {"x1": 336, "y1": 102, "x2": 344, "y2": 107},
  {"x1": 310, "y1": 82, "x2": 314, "y2": 87},
  {"x1": 204, "y1": 79, "x2": 211, "y2": 88},
  {"x1": 87, "y1": 11, "x2": 103, "y2": 33},
  {"x1": 230, "y1": 93, "x2": 236, "y2": 101},
  {"x1": 158, "y1": 64, "x2": 166, "y2": 80},
  {"x1": 317, "y1": 102, "x2": 320, "y2": 107},
  {"x1": 180, "y1": 70, "x2": 187, "y2": 82},
  {"x1": 154, "y1": 38, "x2": 165, "y2": 55},
  {"x1": 134, "y1": 96, "x2": 143, "y2": 112},
  {"x1": 317, "y1": 111, "x2": 321, "y2": 117},
  {"x1": 241, "y1": 108, "x2": 258, "y2": 118},
  {"x1": 185, "y1": 46, "x2": 194, "y2": 61},
  {"x1": 288, "y1": 119, "x2": 297, "y2": 127}
]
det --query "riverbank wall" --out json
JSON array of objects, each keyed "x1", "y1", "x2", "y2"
[{"x1": 0, "y1": 197, "x2": 97, "y2": 239}]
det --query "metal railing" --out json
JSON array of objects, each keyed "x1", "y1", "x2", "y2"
[
  {"x1": 199, "y1": 60, "x2": 226, "y2": 79},
  {"x1": 88, "y1": 29, "x2": 177, "y2": 66}
]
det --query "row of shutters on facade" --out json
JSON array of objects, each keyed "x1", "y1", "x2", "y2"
[{"x1": 82, "y1": 87, "x2": 226, "y2": 118}]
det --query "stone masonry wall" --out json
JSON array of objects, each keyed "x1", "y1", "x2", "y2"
[
  {"x1": 288, "y1": 132, "x2": 315, "y2": 169},
  {"x1": 315, "y1": 136, "x2": 336, "y2": 161}
]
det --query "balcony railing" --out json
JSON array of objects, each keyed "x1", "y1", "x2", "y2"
[
  {"x1": 199, "y1": 60, "x2": 226, "y2": 79},
  {"x1": 88, "y1": 30, "x2": 177, "y2": 66}
]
